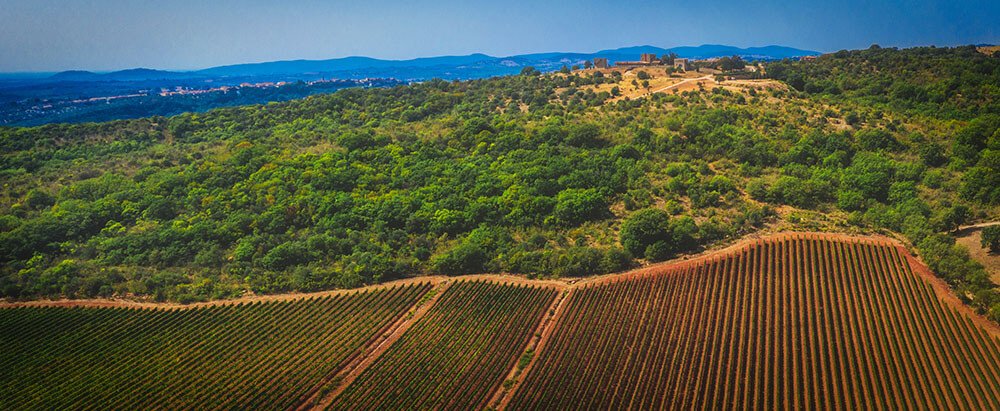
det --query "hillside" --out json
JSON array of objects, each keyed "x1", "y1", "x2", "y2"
[
  {"x1": 1, "y1": 46, "x2": 999, "y2": 320},
  {"x1": 2, "y1": 234, "x2": 997, "y2": 410}
]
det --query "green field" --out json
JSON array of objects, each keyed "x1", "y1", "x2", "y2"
[
  {"x1": 328, "y1": 280, "x2": 557, "y2": 410},
  {"x1": 0, "y1": 283, "x2": 430, "y2": 410}
]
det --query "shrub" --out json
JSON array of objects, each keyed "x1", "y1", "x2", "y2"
[
  {"x1": 548, "y1": 188, "x2": 608, "y2": 226},
  {"x1": 842, "y1": 152, "x2": 894, "y2": 202},
  {"x1": 619, "y1": 208, "x2": 700, "y2": 262},
  {"x1": 23, "y1": 189, "x2": 55, "y2": 210},
  {"x1": 261, "y1": 241, "x2": 311, "y2": 270},
  {"x1": 620, "y1": 208, "x2": 669, "y2": 258},
  {"x1": 565, "y1": 123, "x2": 605, "y2": 148},
  {"x1": 982, "y1": 226, "x2": 1000, "y2": 253},
  {"x1": 856, "y1": 129, "x2": 902, "y2": 152}
]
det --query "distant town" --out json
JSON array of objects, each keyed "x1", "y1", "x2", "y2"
[{"x1": 1, "y1": 77, "x2": 403, "y2": 126}]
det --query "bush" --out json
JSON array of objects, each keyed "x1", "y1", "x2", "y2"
[
  {"x1": 599, "y1": 248, "x2": 634, "y2": 273},
  {"x1": 644, "y1": 241, "x2": 673, "y2": 261},
  {"x1": 620, "y1": 208, "x2": 672, "y2": 257},
  {"x1": 548, "y1": 188, "x2": 608, "y2": 226},
  {"x1": 565, "y1": 123, "x2": 605, "y2": 148},
  {"x1": 23, "y1": 189, "x2": 55, "y2": 210},
  {"x1": 918, "y1": 141, "x2": 947, "y2": 167},
  {"x1": 261, "y1": 241, "x2": 311, "y2": 270},
  {"x1": 746, "y1": 178, "x2": 770, "y2": 201},
  {"x1": 620, "y1": 209, "x2": 698, "y2": 262},
  {"x1": 856, "y1": 129, "x2": 902, "y2": 152},
  {"x1": 842, "y1": 152, "x2": 894, "y2": 202},
  {"x1": 982, "y1": 226, "x2": 1000, "y2": 252}
]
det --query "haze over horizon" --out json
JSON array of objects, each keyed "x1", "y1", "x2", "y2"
[{"x1": 1, "y1": 0, "x2": 998, "y2": 72}]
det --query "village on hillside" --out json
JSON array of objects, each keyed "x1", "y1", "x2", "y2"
[{"x1": 554, "y1": 52, "x2": 788, "y2": 102}]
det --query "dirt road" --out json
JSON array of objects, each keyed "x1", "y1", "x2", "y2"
[{"x1": 650, "y1": 75, "x2": 715, "y2": 93}]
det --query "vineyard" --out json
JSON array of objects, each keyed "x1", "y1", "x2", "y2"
[
  {"x1": 326, "y1": 280, "x2": 557, "y2": 410},
  {"x1": 509, "y1": 234, "x2": 1000, "y2": 409},
  {"x1": 2, "y1": 234, "x2": 1000, "y2": 410},
  {"x1": 0, "y1": 283, "x2": 431, "y2": 410}
]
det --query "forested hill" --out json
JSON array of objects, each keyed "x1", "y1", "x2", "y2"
[
  {"x1": 768, "y1": 45, "x2": 1000, "y2": 118},
  {"x1": 1, "y1": 47, "x2": 998, "y2": 321}
]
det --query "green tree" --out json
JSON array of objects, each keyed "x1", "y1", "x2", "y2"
[
  {"x1": 982, "y1": 226, "x2": 1000, "y2": 252},
  {"x1": 841, "y1": 152, "x2": 894, "y2": 202},
  {"x1": 23, "y1": 189, "x2": 55, "y2": 210},
  {"x1": 620, "y1": 209, "x2": 698, "y2": 262},
  {"x1": 548, "y1": 188, "x2": 608, "y2": 227}
]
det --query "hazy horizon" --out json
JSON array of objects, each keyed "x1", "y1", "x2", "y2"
[{"x1": 1, "y1": 0, "x2": 998, "y2": 72}]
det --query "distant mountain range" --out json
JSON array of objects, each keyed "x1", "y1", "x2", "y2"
[
  {"x1": 38, "y1": 44, "x2": 821, "y2": 82},
  {"x1": 0, "y1": 44, "x2": 820, "y2": 126}
]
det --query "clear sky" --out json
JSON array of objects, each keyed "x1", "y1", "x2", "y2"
[{"x1": 1, "y1": 0, "x2": 997, "y2": 72}]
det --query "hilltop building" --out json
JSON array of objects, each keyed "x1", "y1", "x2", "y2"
[
  {"x1": 617, "y1": 54, "x2": 658, "y2": 69},
  {"x1": 673, "y1": 58, "x2": 689, "y2": 71},
  {"x1": 593, "y1": 58, "x2": 609, "y2": 69}
]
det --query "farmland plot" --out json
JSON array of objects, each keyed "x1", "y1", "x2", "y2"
[
  {"x1": 328, "y1": 280, "x2": 557, "y2": 410},
  {"x1": 0, "y1": 283, "x2": 431, "y2": 410},
  {"x1": 510, "y1": 235, "x2": 1000, "y2": 410}
]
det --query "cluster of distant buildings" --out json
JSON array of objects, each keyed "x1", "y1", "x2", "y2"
[
  {"x1": 159, "y1": 81, "x2": 293, "y2": 97},
  {"x1": 591, "y1": 54, "x2": 690, "y2": 71}
]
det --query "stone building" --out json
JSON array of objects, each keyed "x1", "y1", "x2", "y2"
[
  {"x1": 640, "y1": 53, "x2": 658, "y2": 64},
  {"x1": 673, "y1": 58, "x2": 689, "y2": 71},
  {"x1": 593, "y1": 58, "x2": 609, "y2": 69}
]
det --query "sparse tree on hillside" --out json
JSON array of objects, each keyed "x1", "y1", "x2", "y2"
[
  {"x1": 719, "y1": 55, "x2": 746, "y2": 71},
  {"x1": 982, "y1": 226, "x2": 1000, "y2": 252},
  {"x1": 584, "y1": 60, "x2": 592, "y2": 69}
]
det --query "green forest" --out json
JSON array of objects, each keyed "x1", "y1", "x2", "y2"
[{"x1": 1, "y1": 46, "x2": 998, "y2": 319}]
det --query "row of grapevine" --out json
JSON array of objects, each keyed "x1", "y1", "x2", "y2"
[
  {"x1": 0, "y1": 283, "x2": 431, "y2": 410},
  {"x1": 509, "y1": 234, "x2": 1000, "y2": 410},
  {"x1": 327, "y1": 280, "x2": 557, "y2": 410}
]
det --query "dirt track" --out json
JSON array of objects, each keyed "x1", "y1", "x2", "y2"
[
  {"x1": 305, "y1": 281, "x2": 454, "y2": 410},
  {"x1": 0, "y1": 274, "x2": 566, "y2": 310},
  {"x1": 650, "y1": 75, "x2": 715, "y2": 94}
]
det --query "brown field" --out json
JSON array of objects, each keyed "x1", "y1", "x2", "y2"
[{"x1": 509, "y1": 233, "x2": 1000, "y2": 409}]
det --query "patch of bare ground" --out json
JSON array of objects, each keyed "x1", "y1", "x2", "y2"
[
  {"x1": 953, "y1": 222, "x2": 1000, "y2": 285},
  {"x1": 978, "y1": 46, "x2": 1000, "y2": 56}
]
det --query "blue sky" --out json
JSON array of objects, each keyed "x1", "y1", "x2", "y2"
[{"x1": 0, "y1": 0, "x2": 997, "y2": 72}]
